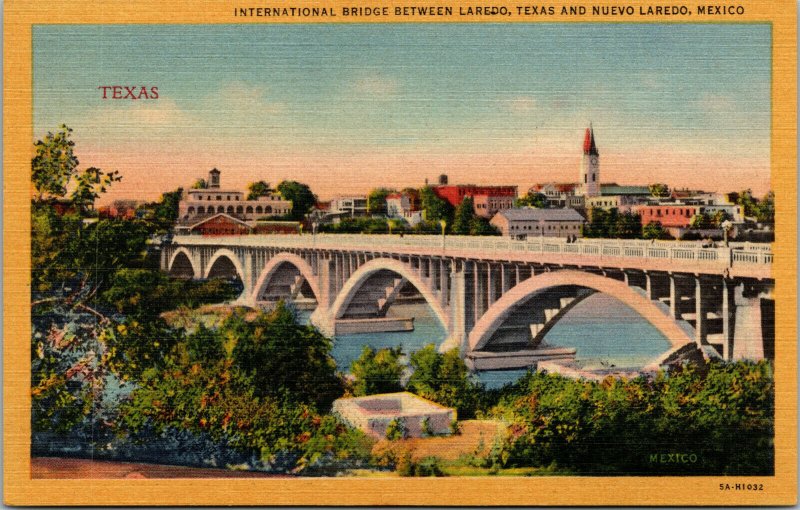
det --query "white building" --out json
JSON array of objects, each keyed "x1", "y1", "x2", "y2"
[
  {"x1": 330, "y1": 196, "x2": 368, "y2": 217},
  {"x1": 490, "y1": 208, "x2": 586, "y2": 239},
  {"x1": 178, "y1": 169, "x2": 292, "y2": 223},
  {"x1": 386, "y1": 192, "x2": 423, "y2": 226}
]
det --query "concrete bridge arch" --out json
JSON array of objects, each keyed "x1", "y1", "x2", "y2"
[
  {"x1": 167, "y1": 247, "x2": 201, "y2": 279},
  {"x1": 204, "y1": 248, "x2": 246, "y2": 281},
  {"x1": 251, "y1": 252, "x2": 321, "y2": 304},
  {"x1": 328, "y1": 258, "x2": 450, "y2": 331},
  {"x1": 468, "y1": 270, "x2": 694, "y2": 353}
]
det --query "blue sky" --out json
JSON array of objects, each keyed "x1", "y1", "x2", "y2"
[{"x1": 33, "y1": 23, "x2": 771, "y2": 200}]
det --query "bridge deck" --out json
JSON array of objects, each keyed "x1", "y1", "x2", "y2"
[{"x1": 169, "y1": 234, "x2": 772, "y2": 280}]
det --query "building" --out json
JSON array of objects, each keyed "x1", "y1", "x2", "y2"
[
  {"x1": 633, "y1": 204, "x2": 700, "y2": 228},
  {"x1": 176, "y1": 213, "x2": 254, "y2": 236},
  {"x1": 178, "y1": 169, "x2": 292, "y2": 223},
  {"x1": 490, "y1": 208, "x2": 586, "y2": 239},
  {"x1": 578, "y1": 124, "x2": 600, "y2": 197},
  {"x1": 386, "y1": 192, "x2": 423, "y2": 226},
  {"x1": 329, "y1": 196, "x2": 368, "y2": 217},
  {"x1": 432, "y1": 182, "x2": 517, "y2": 219},
  {"x1": 528, "y1": 182, "x2": 584, "y2": 208},
  {"x1": 98, "y1": 199, "x2": 140, "y2": 219},
  {"x1": 586, "y1": 184, "x2": 650, "y2": 212}
]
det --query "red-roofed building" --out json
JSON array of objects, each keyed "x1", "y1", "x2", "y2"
[{"x1": 432, "y1": 184, "x2": 517, "y2": 218}]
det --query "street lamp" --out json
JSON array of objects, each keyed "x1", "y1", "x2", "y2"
[
  {"x1": 721, "y1": 220, "x2": 733, "y2": 246},
  {"x1": 439, "y1": 219, "x2": 447, "y2": 250},
  {"x1": 312, "y1": 221, "x2": 319, "y2": 246}
]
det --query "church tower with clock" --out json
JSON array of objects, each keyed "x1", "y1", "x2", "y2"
[{"x1": 579, "y1": 124, "x2": 600, "y2": 197}]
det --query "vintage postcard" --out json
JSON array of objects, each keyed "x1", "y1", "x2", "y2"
[{"x1": 4, "y1": 0, "x2": 797, "y2": 506}]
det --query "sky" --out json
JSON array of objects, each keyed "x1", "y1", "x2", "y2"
[{"x1": 33, "y1": 23, "x2": 772, "y2": 203}]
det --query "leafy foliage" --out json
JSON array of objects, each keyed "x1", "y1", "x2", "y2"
[
  {"x1": 492, "y1": 361, "x2": 774, "y2": 475},
  {"x1": 366, "y1": 187, "x2": 397, "y2": 214},
  {"x1": 349, "y1": 346, "x2": 405, "y2": 396},
  {"x1": 247, "y1": 180, "x2": 273, "y2": 200},
  {"x1": 642, "y1": 221, "x2": 673, "y2": 240},
  {"x1": 648, "y1": 183, "x2": 671, "y2": 198},
  {"x1": 584, "y1": 208, "x2": 643, "y2": 239},
  {"x1": 407, "y1": 345, "x2": 483, "y2": 419},
  {"x1": 733, "y1": 189, "x2": 774, "y2": 223},
  {"x1": 277, "y1": 180, "x2": 317, "y2": 220},
  {"x1": 230, "y1": 303, "x2": 344, "y2": 410},
  {"x1": 515, "y1": 192, "x2": 548, "y2": 208},
  {"x1": 419, "y1": 185, "x2": 454, "y2": 225}
]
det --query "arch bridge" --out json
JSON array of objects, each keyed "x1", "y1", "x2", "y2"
[{"x1": 162, "y1": 234, "x2": 774, "y2": 371}]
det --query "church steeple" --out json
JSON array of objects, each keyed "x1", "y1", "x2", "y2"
[
  {"x1": 579, "y1": 123, "x2": 600, "y2": 197},
  {"x1": 583, "y1": 123, "x2": 599, "y2": 156}
]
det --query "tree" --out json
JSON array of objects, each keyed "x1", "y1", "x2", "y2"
[
  {"x1": 470, "y1": 216, "x2": 500, "y2": 236},
  {"x1": 407, "y1": 345, "x2": 482, "y2": 419},
  {"x1": 150, "y1": 188, "x2": 184, "y2": 232},
  {"x1": 755, "y1": 192, "x2": 774, "y2": 223},
  {"x1": 277, "y1": 180, "x2": 317, "y2": 220},
  {"x1": 452, "y1": 197, "x2": 475, "y2": 235},
  {"x1": 642, "y1": 221, "x2": 671, "y2": 240},
  {"x1": 350, "y1": 346, "x2": 404, "y2": 396},
  {"x1": 247, "y1": 180, "x2": 273, "y2": 200},
  {"x1": 230, "y1": 303, "x2": 343, "y2": 409},
  {"x1": 32, "y1": 125, "x2": 121, "y2": 210},
  {"x1": 649, "y1": 183, "x2": 671, "y2": 198},
  {"x1": 32, "y1": 125, "x2": 79, "y2": 201},
  {"x1": 367, "y1": 188, "x2": 397, "y2": 215},
  {"x1": 612, "y1": 211, "x2": 643, "y2": 239},
  {"x1": 516, "y1": 192, "x2": 547, "y2": 208},
  {"x1": 418, "y1": 186, "x2": 454, "y2": 225},
  {"x1": 191, "y1": 178, "x2": 208, "y2": 189}
]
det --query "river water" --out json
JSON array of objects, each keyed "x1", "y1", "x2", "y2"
[{"x1": 300, "y1": 293, "x2": 671, "y2": 389}]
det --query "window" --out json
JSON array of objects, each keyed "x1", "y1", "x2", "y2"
[
  {"x1": 592, "y1": 174, "x2": 596, "y2": 182},
  {"x1": 217, "y1": 195, "x2": 222, "y2": 201}
]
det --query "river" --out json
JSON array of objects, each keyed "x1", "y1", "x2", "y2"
[{"x1": 299, "y1": 293, "x2": 671, "y2": 389}]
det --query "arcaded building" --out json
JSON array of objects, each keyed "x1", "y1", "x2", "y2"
[{"x1": 177, "y1": 169, "x2": 293, "y2": 223}]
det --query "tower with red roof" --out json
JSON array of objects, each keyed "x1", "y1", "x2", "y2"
[{"x1": 579, "y1": 123, "x2": 600, "y2": 197}]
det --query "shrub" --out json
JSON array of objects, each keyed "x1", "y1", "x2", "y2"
[
  {"x1": 350, "y1": 346, "x2": 404, "y2": 396},
  {"x1": 385, "y1": 417, "x2": 407, "y2": 441},
  {"x1": 407, "y1": 345, "x2": 482, "y2": 418},
  {"x1": 493, "y1": 360, "x2": 774, "y2": 475}
]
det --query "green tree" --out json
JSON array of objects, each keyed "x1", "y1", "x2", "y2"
[
  {"x1": 32, "y1": 125, "x2": 80, "y2": 201},
  {"x1": 642, "y1": 221, "x2": 671, "y2": 240},
  {"x1": 191, "y1": 178, "x2": 208, "y2": 189},
  {"x1": 756, "y1": 192, "x2": 774, "y2": 223},
  {"x1": 452, "y1": 197, "x2": 475, "y2": 235},
  {"x1": 612, "y1": 211, "x2": 643, "y2": 239},
  {"x1": 150, "y1": 187, "x2": 184, "y2": 232},
  {"x1": 516, "y1": 192, "x2": 547, "y2": 208},
  {"x1": 230, "y1": 303, "x2": 343, "y2": 409},
  {"x1": 32, "y1": 125, "x2": 121, "y2": 211},
  {"x1": 407, "y1": 345, "x2": 482, "y2": 419},
  {"x1": 350, "y1": 346, "x2": 404, "y2": 396},
  {"x1": 419, "y1": 186, "x2": 454, "y2": 225},
  {"x1": 470, "y1": 216, "x2": 500, "y2": 236},
  {"x1": 648, "y1": 183, "x2": 671, "y2": 198},
  {"x1": 277, "y1": 180, "x2": 317, "y2": 220},
  {"x1": 247, "y1": 180, "x2": 273, "y2": 200},
  {"x1": 367, "y1": 188, "x2": 397, "y2": 215}
]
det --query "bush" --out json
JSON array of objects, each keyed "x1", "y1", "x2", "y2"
[
  {"x1": 385, "y1": 417, "x2": 407, "y2": 441},
  {"x1": 407, "y1": 345, "x2": 483, "y2": 418},
  {"x1": 492, "y1": 360, "x2": 774, "y2": 475},
  {"x1": 350, "y1": 346, "x2": 404, "y2": 396},
  {"x1": 229, "y1": 303, "x2": 344, "y2": 410}
]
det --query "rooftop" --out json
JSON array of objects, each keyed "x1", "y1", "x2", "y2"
[{"x1": 497, "y1": 208, "x2": 586, "y2": 222}]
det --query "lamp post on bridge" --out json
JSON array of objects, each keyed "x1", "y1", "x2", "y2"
[
  {"x1": 312, "y1": 221, "x2": 319, "y2": 247},
  {"x1": 439, "y1": 219, "x2": 447, "y2": 251},
  {"x1": 721, "y1": 220, "x2": 732, "y2": 247}
]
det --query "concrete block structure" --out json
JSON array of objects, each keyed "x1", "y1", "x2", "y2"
[{"x1": 332, "y1": 392, "x2": 455, "y2": 438}]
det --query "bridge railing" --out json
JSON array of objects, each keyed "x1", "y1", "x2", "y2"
[{"x1": 171, "y1": 233, "x2": 772, "y2": 270}]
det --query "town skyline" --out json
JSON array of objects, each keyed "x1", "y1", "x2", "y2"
[{"x1": 33, "y1": 23, "x2": 772, "y2": 204}]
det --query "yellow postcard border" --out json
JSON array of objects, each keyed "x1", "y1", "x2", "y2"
[{"x1": 4, "y1": 0, "x2": 797, "y2": 505}]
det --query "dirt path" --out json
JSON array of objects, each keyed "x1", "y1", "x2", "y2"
[{"x1": 31, "y1": 457, "x2": 290, "y2": 479}]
